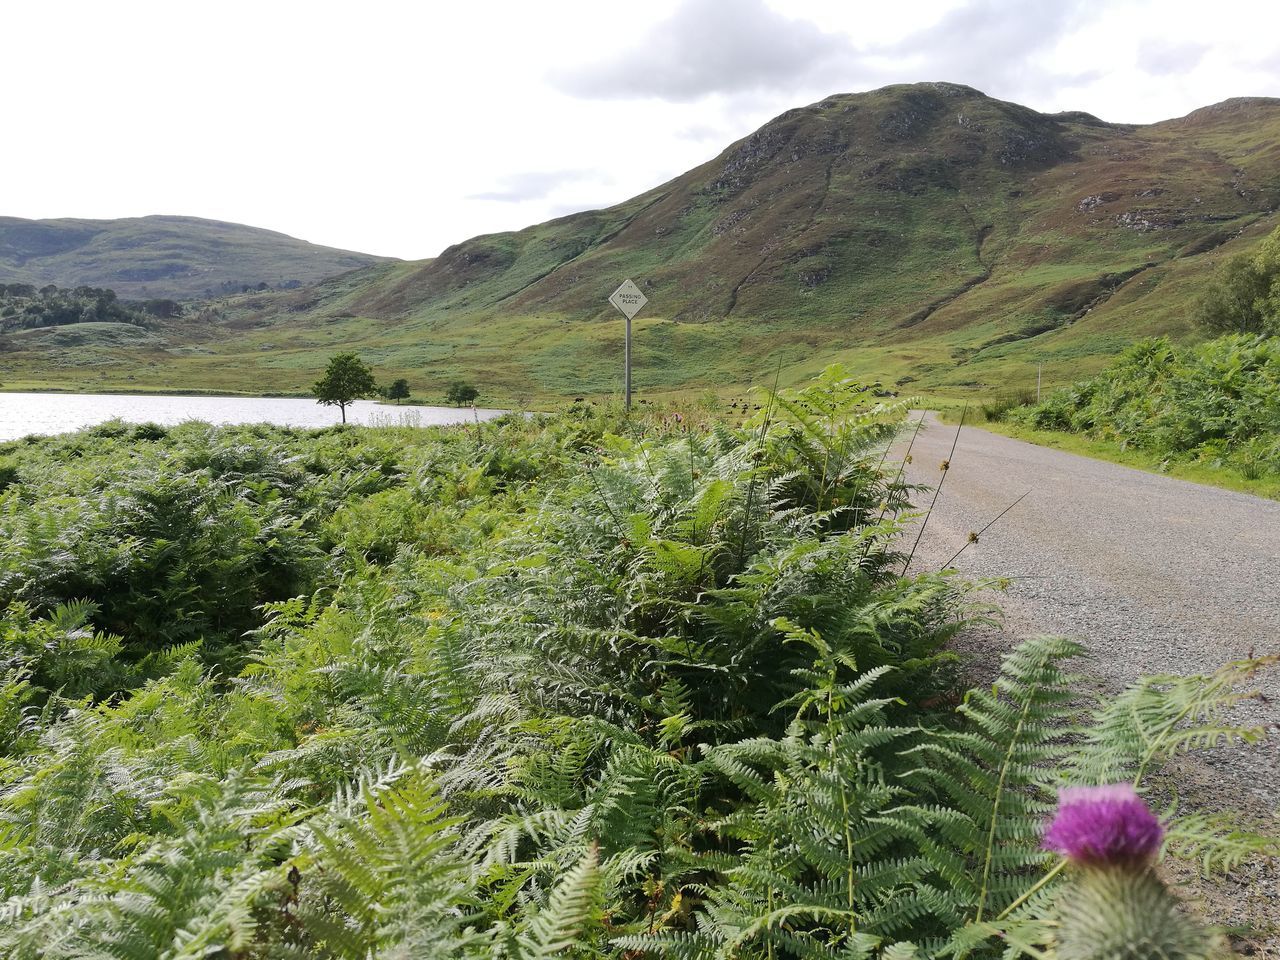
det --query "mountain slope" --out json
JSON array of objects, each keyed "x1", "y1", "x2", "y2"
[
  {"x1": 3, "y1": 84, "x2": 1279, "y2": 399},
  {"x1": 291, "y1": 84, "x2": 1278, "y2": 324},
  {"x1": 0, "y1": 215, "x2": 390, "y2": 299}
]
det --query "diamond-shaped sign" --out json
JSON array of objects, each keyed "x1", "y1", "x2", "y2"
[{"x1": 609, "y1": 279, "x2": 647, "y2": 320}]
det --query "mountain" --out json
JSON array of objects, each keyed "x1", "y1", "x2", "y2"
[
  {"x1": 0, "y1": 215, "x2": 390, "y2": 299},
  {"x1": 3, "y1": 84, "x2": 1279, "y2": 399}
]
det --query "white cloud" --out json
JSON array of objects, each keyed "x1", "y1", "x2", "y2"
[
  {"x1": 877, "y1": 0, "x2": 1093, "y2": 100},
  {"x1": 550, "y1": 0, "x2": 869, "y2": 101},
  {"x1": 468, "y1": 170, "x2": 601, "y2": 203},
  {"x1": 674, "y1": 123, "x2": 726, "y2": 141},
  {"x1": 1, "y1": 0, "x2": 1277, "y2": 260},
  {"x1": 1136, "y1": 39, "x2": 1211, "y2": 75}
]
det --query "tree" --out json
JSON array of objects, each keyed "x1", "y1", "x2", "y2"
[
  {"x1": 445, "y1": 381, "x2": 478, "y2": 406},
  {"x1": 1194, "y1": 224, "x2": 1280, "y2": 336},
  {"x1": 141, "y1": 299, "x2": 184, "y2": 319},
  {"x1": 314, "y1": 353, "x2": 377, "y2": 423},
  {"x1": 1255, "y1": 226, "x2": 1280, "y2": 333},
  {"x1": 385, "y1": 378, "x2": 410, "y2": 402},
  {"x1": 1194, "y1": 253, "x2": 1271, "y2": 334}
]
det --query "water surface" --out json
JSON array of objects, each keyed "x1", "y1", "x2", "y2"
[{"x1": 0, "y1": 392, "x2": 504, "y2": 442}]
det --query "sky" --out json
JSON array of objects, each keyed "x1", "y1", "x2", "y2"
[{"x1": 6, "y1": 0, "x2": 1280, "y2": 260}]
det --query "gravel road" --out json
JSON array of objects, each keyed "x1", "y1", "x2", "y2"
[{"x1": 899, "y1": 413, "x2": 1280, "y2": 950}]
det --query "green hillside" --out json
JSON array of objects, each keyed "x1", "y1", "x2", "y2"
[
  {"x1": 0, "y1": 215, "x2": 390, "y2": 300},
  {"x1": 3, "y1": 84, "x2": 1279, "y2": 399}
]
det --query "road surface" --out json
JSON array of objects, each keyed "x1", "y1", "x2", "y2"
[{"x1": 899, "y1": 413, "x2": 1279, "y2": 940}]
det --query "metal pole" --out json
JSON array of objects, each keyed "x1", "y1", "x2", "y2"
[{"x1": 625, "y1": 315, "x2": 632, "y2": 411}]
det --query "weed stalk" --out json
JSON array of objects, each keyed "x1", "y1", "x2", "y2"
[{"x1": 902, "y1": 405, "x2": 966, "y2": 575}]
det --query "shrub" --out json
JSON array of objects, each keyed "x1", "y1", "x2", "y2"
[
  {"x1": 445, "y1": 380, "x2": 479, "y2": 406},
  {"x1": 1011, "y1": 335, "x2": 1279, "y2": 479},
  {"x1": 1194, "y1": 223, "x2": 1280, "y2": 336},
  {"x1": 980, "y1": 387, "x2": 1036, "y2": 422}
]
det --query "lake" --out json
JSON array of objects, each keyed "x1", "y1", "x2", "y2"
[{"x1": 0, "y1": 392, "x2": 507, "y2": 442}]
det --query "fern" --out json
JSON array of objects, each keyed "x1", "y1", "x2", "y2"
[
  {"x1": 0, "y1": 773, "x2": 294, "y2": 959},
  {"x1": 0, "y1": 389, "x2": 1268, "y2": 960},
  {"x1": 288, "y1": 762, "x2": 482, "y2": 957},
  {"x1": 516, "y1": 845, "x2": 604, "y2": 958},
  {"x1": 904, "y1": 637, "x2": 1082, "y2": 925},
  {"x1": 1069, "y1": 655, "x2": 1277, "y2": 788}
]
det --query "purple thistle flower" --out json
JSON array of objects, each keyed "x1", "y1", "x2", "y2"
[{"x1": 1043, "y1": 783, "x2": 1164, "y2": 865}]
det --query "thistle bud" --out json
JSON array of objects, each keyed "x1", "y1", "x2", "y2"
[
  {"x1": 1043, "y1": 784, "x2": 1162, "y2": 867},
  {"x1": 1043, "y1": 784, "x2": 1223, "y2": 960}
]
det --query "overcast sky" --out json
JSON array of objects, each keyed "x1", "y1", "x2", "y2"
[{"x1": 6, "y1": 0, "x2": 1279, "y2": 259}]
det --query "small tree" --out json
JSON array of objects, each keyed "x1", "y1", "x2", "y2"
[
  {"x1": 445, "y1": 381, "x2": 479, "y2": 406},
  {"x1": 1195, "y1": 223, "x2": 1280, "y2": 336},
  {"x1": 141, "y1": 299, "x2": 184, "y2": 319},
  {"x1": 386, "y1": 378, "x2": 410, "y2": 403},
  {"x1": 314, "y1": 353, "x2": 377, "y2": 423},
  {"x1": 1194, "y1": 253, "x2": 1271, "y2": 335}
]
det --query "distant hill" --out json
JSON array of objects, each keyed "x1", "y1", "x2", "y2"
[
  {"x1": 3, "y1": 84, "x2": 1279, "y2": 399},
  {"x1": 0, "y1": 215, "x2": 390, "y2": 299},
  {"x1": 295, "y1": 83, "x2": 1278, "y2": 329}
]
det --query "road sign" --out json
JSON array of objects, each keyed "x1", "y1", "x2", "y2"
[
  {"x1": 609, "y1": 279, "x2": 647, "y2": 411},
  {"x1": 609, "y1": 279, "x2": 647, "y2": 319}
]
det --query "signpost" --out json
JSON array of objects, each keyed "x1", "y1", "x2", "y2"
[{"x1": 608, "y1": 279, "x2": 647, "y2": 411}]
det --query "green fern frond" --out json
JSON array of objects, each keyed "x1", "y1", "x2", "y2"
[
  {"x1": 1069, "y1": 655, "x2": 1277, "y2": 788},
  {"x1": 1162, "y1": 809, "x2": 1280, "y2": 874},
  {"x1": 518, "y1": 844, "x2": 603, "y2": 959},
  {"x1": 903, "y1": 636, "x2": 1083, "y2": 923}
]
